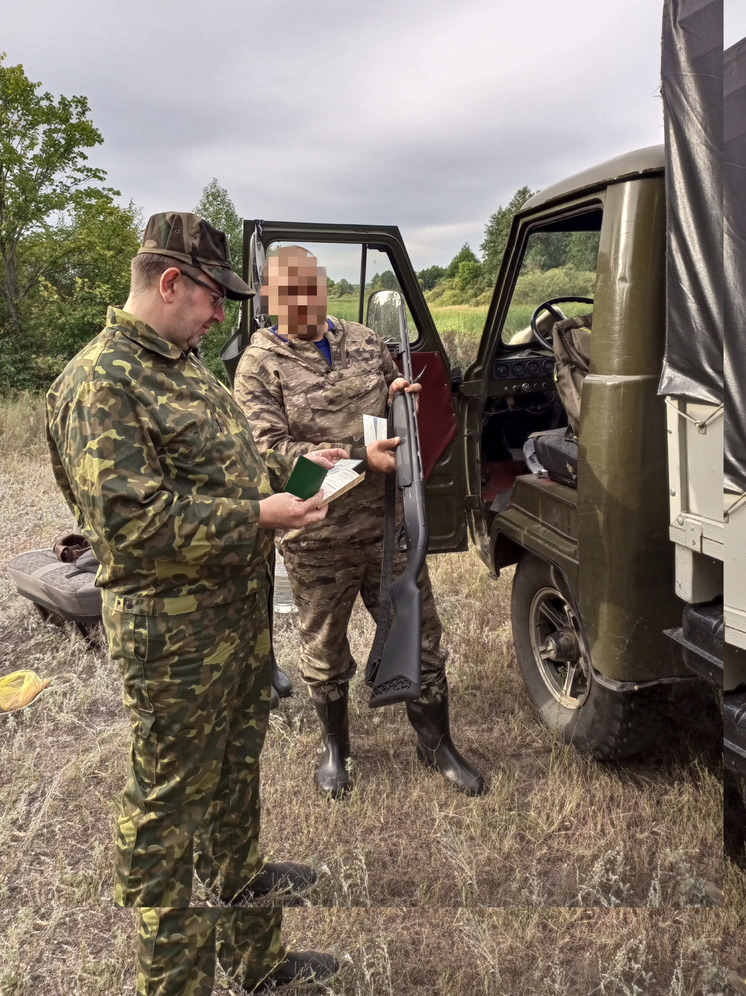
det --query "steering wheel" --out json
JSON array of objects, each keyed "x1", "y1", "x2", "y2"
[{"x1": 530, "y1": 297, "x2": 594, "y2": 351}]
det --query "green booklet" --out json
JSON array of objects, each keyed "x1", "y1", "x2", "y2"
[{"x1": 285, "y1": 456, "x2": 364, "y2": 506}]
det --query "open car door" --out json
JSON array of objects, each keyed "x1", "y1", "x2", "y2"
[{"x1": 221, "y1": 220, "x2": 467, "y2": 552}]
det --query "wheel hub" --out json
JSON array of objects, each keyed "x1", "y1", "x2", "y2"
[
  {"x1": 543, "y1": 629, "x2": 580, "y2": 663},
  {"x1": 528, "y1": 585, "x2": 591, "y2": 709}
]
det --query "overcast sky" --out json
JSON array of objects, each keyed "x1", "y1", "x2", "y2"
[{"x1": 5, "y1": 0, "x2": 746, "y2": 272}]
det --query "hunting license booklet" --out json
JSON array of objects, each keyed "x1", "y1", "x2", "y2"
[{"x1": 285, "y1": 456, "x2": 364, "y2": 506}]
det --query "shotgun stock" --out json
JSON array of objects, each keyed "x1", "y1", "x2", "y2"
[{"x1": 369, "y1": 303, "x2": 428, "y2": 708}]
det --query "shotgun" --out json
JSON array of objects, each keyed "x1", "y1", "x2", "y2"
[{"x1": 368, "y1": 302, "x2": 428, "y2": 708}]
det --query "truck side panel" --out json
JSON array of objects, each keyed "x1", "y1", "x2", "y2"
[{"x1": 577, "y1": 178, "x2": 686, "y2": 682}]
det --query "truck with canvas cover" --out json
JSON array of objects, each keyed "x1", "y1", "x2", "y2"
[{"x1": 221, "y1": 0, "x2": 744, "y2": 785}]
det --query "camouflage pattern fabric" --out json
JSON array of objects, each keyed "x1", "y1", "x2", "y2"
[
  {"x1": 105, "y1": 590, "x2": 272, "y2": 906},
  {"x1": 47, "y1": 308, "x2": 291, "y2": 996},
  {"x1": 136, "y1": 908, "x2": 285, "y2": 996},
  {"x1": 46, "y1": 307, "x2": 291, "y2": 932},
  {"x1": 234, "y1": 316, "x2": 447, "y2": 701},
  {"x1": 233, "y1": 317, "x2": 399, "y2": 547},
  {"x1": 282, "y1": 541, "x2": 446, "y2": 701},
  {"x1": 46, "y1": 307, "x2": 292, "y2": 605}
]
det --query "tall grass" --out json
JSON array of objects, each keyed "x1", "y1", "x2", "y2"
[{"x1": 430, "y1": 306, "x2": 488, "y2": 372}]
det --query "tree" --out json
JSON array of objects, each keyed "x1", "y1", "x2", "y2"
[
  {"x1": 194, "y1": 178, "x2": 243, "y2": 275},
  {"x1": 457, "y1": 258, "x2": 481, "y2": 291},
  {"x1": 193, "y1": 179, "x2": 245, "y2": 381},
  {"x1": 23, "y1": 199, "x2": 141, "y2": 385},
  {"x1": 0, "y1": 56, "x2": 115, "y2": 343},
  {"x1": 417, "y1": 264, "x2": 445, "y2": 291},
  {"x1": 480, "y1": 186, "x2": 534, "y2": 280},
  {"x1": 566, "y1": 230, "x2": 600, "y2": 271},
  {"x1": 445, "y1": 243, "x2": 479, "y2": 280}
]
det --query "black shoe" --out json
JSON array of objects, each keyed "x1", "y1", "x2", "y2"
[
  {"x1": 224, "y1": 861, "x2": 318, "y2": 904},
  {"x1": 270, "y1": 685, "x2": 280, "y2": 710},
  {"x1": 253, "y1": 950, "x2": 341, "y2": 992},
  {"x1": 272, "y1": 659, "x2": 294, "y2": 698},
  {"x1": 312, "y1": 686, "x2": 351, "y2": 798},
  {"x1": 406, "y1": 690, "x2": 488, "y2": 796}
]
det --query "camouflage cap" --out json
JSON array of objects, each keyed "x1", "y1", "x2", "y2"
[{"x1": 138, "y1": 212, "x2": 253, "y2": 301}]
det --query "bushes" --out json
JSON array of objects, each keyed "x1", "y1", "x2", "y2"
[{"x1": 511, "y1": 264, "x2": 596, "y2": 306}]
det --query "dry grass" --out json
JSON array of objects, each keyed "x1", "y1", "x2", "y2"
[
  {"x1": 0, "y1": 394, "x2": 743, "y2": 994},
  {"x1": 0, "y1": 907, "x2": 741, "y2": 995}
]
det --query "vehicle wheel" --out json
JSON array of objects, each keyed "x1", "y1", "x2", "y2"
[{"x1": 511, "y1": 553, "x2": 666, "y2": 759}]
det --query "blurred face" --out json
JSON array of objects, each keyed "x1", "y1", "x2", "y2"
[{"x1": 267, "y1": 251, "x2": 327, "y2": 341}]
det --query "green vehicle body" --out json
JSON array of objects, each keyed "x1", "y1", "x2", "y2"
[
  {"x1": 464, "y1": 147, "x2": 684, "y2": 688},
  {"x1": 228, "y1": 144, "x2": 736, "y2": 761}
]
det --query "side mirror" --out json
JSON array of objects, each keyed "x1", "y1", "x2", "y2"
[{"x1": 366, "y1": 289, "x2": 403, "y2": 341}]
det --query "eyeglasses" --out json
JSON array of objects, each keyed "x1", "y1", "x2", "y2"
[{"x1": 180, "y1": 270, "x2": 226, "y2": 310}]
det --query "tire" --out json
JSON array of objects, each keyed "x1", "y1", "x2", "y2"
[{"x1": 511, "y1": 553, "x2": 667, "y2": 760}]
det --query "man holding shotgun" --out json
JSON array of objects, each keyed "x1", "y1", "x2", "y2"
[{"x1": 234, "y1": 245, "x2": 486, "y2": 798}]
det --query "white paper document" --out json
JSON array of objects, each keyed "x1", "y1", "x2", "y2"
[{"x1": 363, "y1": 414, "x2": 388, "y2": 445}]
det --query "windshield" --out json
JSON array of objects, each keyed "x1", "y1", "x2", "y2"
[{"x1": 501, "y1": 209, "x2": 602, "y2": 347}]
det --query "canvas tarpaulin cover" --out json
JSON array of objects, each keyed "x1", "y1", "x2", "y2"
[
  {"x1": 659, "y1": 0, "x2": 724, "y2": 404},
  {"x1": 724, "y1": 37, "x2": 746, "y2": 493}
]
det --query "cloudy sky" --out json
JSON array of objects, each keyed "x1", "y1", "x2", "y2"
[{"x1": 5, "y1": 0, "x2": 746, "y2": 271}]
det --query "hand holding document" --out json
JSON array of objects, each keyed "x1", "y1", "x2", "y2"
[{"x1": 285, "y1": 456, "x2": 364, "y2": 506}]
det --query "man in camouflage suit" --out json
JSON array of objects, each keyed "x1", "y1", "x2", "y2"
[
  {"x1": 234, "y1": 246, "x2": 486, "y2": 799},
  {"x1": 46, "y1": 215, "x2": 340, "y2": 995}
]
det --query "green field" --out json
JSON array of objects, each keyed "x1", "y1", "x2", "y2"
[
  {"x1": 326, "y1": 296, "x2": 364, "y2": 323},
  {"x1": 327, "y1": 296, "x2": 490, "y2": 371},
  {"x1": 428, "y1": 305, "x2": 488, "y2": 371},
  {"x1": 327, "y1": 263, "x2": 596, "y2": 374},
  {"x1": 327, "y1": 297, "x2": 549, "y2": 373}
]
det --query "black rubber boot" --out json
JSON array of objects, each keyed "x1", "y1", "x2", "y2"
[
  {"x1": 312, "y1": 686, "x2": 351, "y2": 798},
  {"x1": 406, "y1": 689, "x2": 487, "y2": 796},
  {"x1": 254, "y1": 949, "x2": 341, "y2": 992},
  {"x1": 271, "y1": 657, "x2": 294, "y2": 698},
  {"x1": 222, "y1": 861, "x2": 318, "y2": 904}
]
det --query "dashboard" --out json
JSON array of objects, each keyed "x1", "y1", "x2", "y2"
[{"x1": 491, "y1": 351, "x2": 556, "y2": 395}]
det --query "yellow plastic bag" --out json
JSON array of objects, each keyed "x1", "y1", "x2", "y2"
[{"x1": 0, "y1": 670, "x2": 51, "y2": 713}]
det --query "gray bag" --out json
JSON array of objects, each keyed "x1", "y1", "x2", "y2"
[{"x1": 8, "y1": 547, "x2": 102, "y2": 629}]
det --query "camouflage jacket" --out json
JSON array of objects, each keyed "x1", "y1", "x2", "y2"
[
  {"x1": 234, "y1": 317, "x2": 399, "y2": 548},
  {"x1": 46, "y1": 307, "x2": 292, "y2": 613}
]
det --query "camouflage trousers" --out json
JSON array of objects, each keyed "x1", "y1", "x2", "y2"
[
  {"x1": 281, "y1": 539, "x2": 447, "y2": 702},
  {"x1": 103, "y1": 589, "x2": 273, "y2": 907},
  {"x1": 136, "y1": 908, "x2": 285, "y2": 996}
]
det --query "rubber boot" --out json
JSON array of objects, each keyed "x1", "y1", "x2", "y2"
[
  {"x1": 271, "y1": 656, "x2": 294, "y2": 698},
  {"x1": 223, "y1": 861, "x2": 318, "y2": 903},
  {"x1": 406, "y1": 688, "x2": 487, "y2": 796},
  {"x1": 312, "y1": 686, "x2": 351, "y2": 798},
  {"x1": 253, "y1": 950, "x2": 341, "y2": 993}
]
